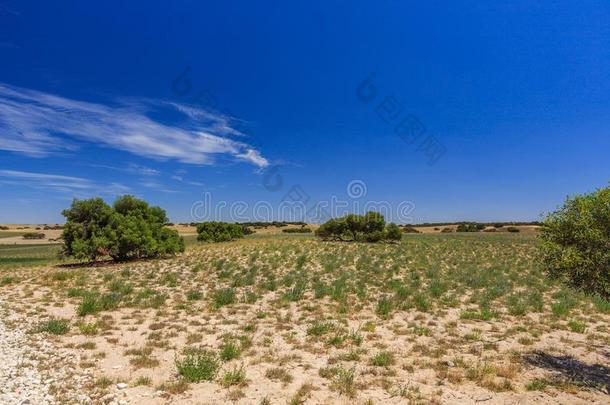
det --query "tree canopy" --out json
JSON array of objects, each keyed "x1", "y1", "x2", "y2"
[
  {"x1": 315, "y1": 212, "x2": 402, "y2": 242},
  {"x1": 540, "y1": 185, "x2": 610, "y2": 299},
  {"x1": 61, "y1": 196, "x2": 184, "y2": 262},
  {"x1": 196, "y1": 221, "x2": 247, "y2": 242}
]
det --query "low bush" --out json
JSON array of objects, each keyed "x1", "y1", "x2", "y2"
[
  {"x1": 175, "y1": 348, "x2": 220, "y2": 382},
  {"x1": 213, "y1": 288, "x2": 236, "y2": 308},
  {"x1": 33, "y1": 318, "x2": 70, "y2": 335},
  {"x1": 196, "y1": 221, "x2": 246, "y2": 242},
  {"x1": 456, "y1": 223, "x2": 485, "y2": 232},
  {"x1": 22, "y1": 232, "x2": 45, "y2": 240},
  {"x1": 282, "y1": 227, "x2": 312, "y2": 233},
  {"x1": 402, "y1": 226, "x2": 420, "y2": 233},
  {"x1": 506, "y1": 226, "x2": 520, "y2": 233}
]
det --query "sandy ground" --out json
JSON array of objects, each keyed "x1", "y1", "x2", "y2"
[
  {"x1": 0, "y1": 235, "x2": 607, "y2": 404},
  {"x1": 0, "y1": 230, "x2": 63, "y2": 245}
]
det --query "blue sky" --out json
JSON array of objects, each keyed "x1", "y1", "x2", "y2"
[{"x1": 1, "y1": 1, "x2": 609, "y2": 224}]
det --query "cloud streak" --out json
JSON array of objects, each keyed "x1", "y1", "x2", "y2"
[
  {"x1": 0, "y1": 83, "x2": 269, "y2": 167},
  {"x1": 0, "y1": 169, "x2": 130, "y2": 196}
]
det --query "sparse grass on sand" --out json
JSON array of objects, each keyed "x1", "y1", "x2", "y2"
[{"x1": 1, "y1": 232, "x2": 610, "y2": 403}]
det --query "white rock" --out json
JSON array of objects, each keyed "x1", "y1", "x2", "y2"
[{"x1": 116, "y1": 383, "x2": 128, "y2": 390}]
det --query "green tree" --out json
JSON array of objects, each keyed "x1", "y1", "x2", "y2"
[
  {"x1": 384, "y1": 223, "x2": 403, "y2": 242},
  {"x1": 61, "y1": 198, "x2": 116, "y2": 261},
  {"x1": 315, "y1": 212, "x2": 401, "y2": 243},
  {"x1": 540, "y1": 185, "x2": 610, "y2": 299},
  {"x1": 61, "y1": 196, "x2": 184, "y2": 262},
  {"x1": 196, "y1": 222, "x2": 246, "y2": 242}
]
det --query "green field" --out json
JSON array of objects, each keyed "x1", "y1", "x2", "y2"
[
  {"x1": 0, "y1": 230, "x2": 25, "y2": 238},
  {"x1": 0, "y1": 244, "x2": 62, "y2": 269}
]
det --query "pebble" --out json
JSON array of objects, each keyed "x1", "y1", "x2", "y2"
[{"x1": 0, "y1": 298, "x2": 94, "y2": 405}]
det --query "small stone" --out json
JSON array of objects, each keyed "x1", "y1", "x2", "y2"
[
  {"x1": 475, "y1": 394, "x2": 492, "y2": 402},
  {"x1": 116, "y1": 383, "x2": 128, "y2": 390}
]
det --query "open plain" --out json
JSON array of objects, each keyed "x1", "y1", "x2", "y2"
[{"x1": 1, "y1": 231, "x2": 608, "y2": 404}]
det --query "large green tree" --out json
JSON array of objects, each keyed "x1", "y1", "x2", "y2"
[
  {"x1": 62, "y1": 196, "x2": 184, "y2": 262},
  {"x1": 540, "y1": 185, "x2": 610, "y2": 299},
  {"x1": 61, "y1": 198, "x2": 117, "y2": 261}
]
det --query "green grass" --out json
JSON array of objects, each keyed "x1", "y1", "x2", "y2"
[
  {"x1": 212, "y1": 287, "x2": 236, "y2": 308},
  {"x1": 370, "y1": 351, "x2": 394, "y2": 367},
  {"x1": 219, "y1": 340, "x2": 241, "y2": 361},
  {"x1": 33, "y1": 318, "x2": 70, "y2": 335},
  {"x1": 567, "y1": 319, "x2": 586, "y2": 333},
  {"x1": 220, "y1": 364, "x2": 247, "y2": 388},
  {"x1": 0, "y1": 231, "x2": 25, "y2": 239},
  {"x1": 0, "y1": 243, "x2": 62, "y2": 269},
  {"x1": 4, "y1": 231, "x2": 609, "y2": 401},
  {"x1": 175, "y1": 348, "x2": 220, "y2": 382}
]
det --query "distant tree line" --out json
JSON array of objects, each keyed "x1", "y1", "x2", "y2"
[
  {"x1": 413, "y1": 221, "x2": 540, "y2": 227},
  {"x1": 239, "y1": 221, "x2": 306, "y2": 228}
]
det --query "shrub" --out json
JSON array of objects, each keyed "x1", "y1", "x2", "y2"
[
  {"x1": 402, "y1": 226, "x2": 420, "y2": 233},
  {"x1": 175, "y1": 348, "x2": 220, "y2": 382},
  {"x1": 376, "y1": 296, "x2": 394, "y2": 318},
  {"x1": 440, "y1": 227, "x2": 453, "y2": 233},
  {"x1": 456, "y1": 223, "x2": 483, "y2": 232},
  {"x1": 22, "y1": 232, "x2": 45, "y2": 240},
  {"x1": 506, "y1": 226, "x2": 520, "y2": 233},
  {"x1": 196, "y1": 221, "x2": 246, "y2": 242},
  {"x1": 1, "y1": 276, "x2": 14, "y2": 286},
  {"x1": 61, "y1": 196, "x2": 184, "y2": 262},
  {"x1": 219, "y1": 341, "x2": 241, "y2": 361},
  {"x1": 385, "y1": 223, "x2": 403, "y2": 241},
  {"x1": 220, "y1": 364, "x2": 247, "y2": 388},
  {"x1": 315, "y1": 212, "x2": 402, "y2": 243},
  {"x1": 540, "y1": 185, "x2": 610, "y2": 299},
  {"x1": 213, "y1": 288, "x2": 236, "y2": 308},
  {"x1": 33, "y1": 318, "x2": 70, "y2": 335},
  {"x1": 370, "y1": 351, "x2": 394, "y2": 367},
  {"x1": 567, "y1": 319, "x2": 586, "y2": 333},
  {"x1": 282, "y1": 227, "x2": 312, "y2": 233},
  {"x1": 186, "y1": 290, "x2": 203, "y2": 301}
]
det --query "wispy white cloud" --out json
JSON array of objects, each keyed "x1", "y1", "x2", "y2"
[
  {"x1": 0, "y1": 169, "x2": 130, "y2": 196},
  {"x1": 128, "y1": 163, "x2": 160, "y2": 176},
  {"x1": 0, "y1": 83, "x2": 269, "y2": 167}
]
